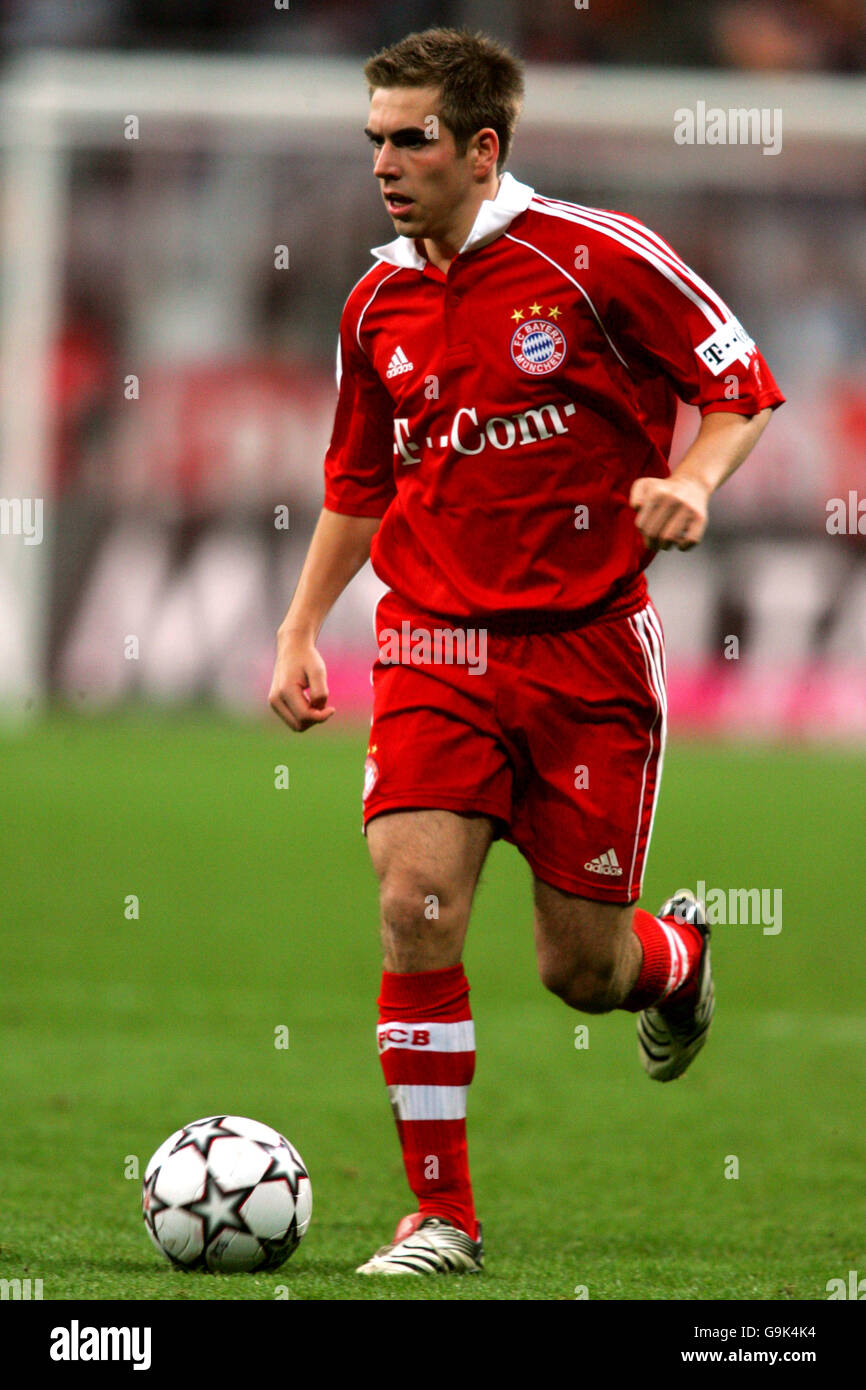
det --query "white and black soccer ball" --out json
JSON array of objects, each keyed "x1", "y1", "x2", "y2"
[{"x1": 142, "y1": 1115, "x2": 312, "y2": 1273}]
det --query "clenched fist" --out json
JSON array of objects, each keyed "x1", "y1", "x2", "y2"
[
  {"x1": 268, "y1": 630, "x2": 335, "y2": 732},
  {"x1": 629, "y1": 474, "x2": 710, "y2": 552}
]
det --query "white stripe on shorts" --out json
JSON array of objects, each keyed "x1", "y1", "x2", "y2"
[{"x1": 627, "y1": 605, "x2": 667, "y2": 889}]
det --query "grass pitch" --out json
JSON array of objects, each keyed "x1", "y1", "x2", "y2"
[{"x1": 1, "y1": 712, "x2": 864, "y2": 1301}]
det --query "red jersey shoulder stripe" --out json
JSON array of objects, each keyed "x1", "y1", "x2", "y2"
[
  {"x1": 533, "y1": 194, "x2": 697, "y2": 276},
  {"x1": 539, "y1": 195, "x2": 730, "y2": 323},
  {"x1": 528, "y1": 194, "x2": 728, "y2": 330}
]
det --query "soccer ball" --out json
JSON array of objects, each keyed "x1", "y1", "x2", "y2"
[{"x1": 142, "y1": 1115, "x2": 312, "y2": 1273}]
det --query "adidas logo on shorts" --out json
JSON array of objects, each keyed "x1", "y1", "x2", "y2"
[
  {"x1": 584, "y1": 848, "x2": 623, "y2": 876},
  {"x1": 386, "y1": 346, "x2": 414, "y2": 378}
]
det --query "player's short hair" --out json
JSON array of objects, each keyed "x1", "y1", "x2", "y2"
[{"x1": 363, "y1": 27, "x2": 525, "y2": 173}]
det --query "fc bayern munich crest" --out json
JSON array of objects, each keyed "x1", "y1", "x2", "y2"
[
  {"x1": 363, "y1": 755, "x2": 379, "y2": 802},
  {"x1": 510, "y1": 318, "x2": 567, "y2": 375}
]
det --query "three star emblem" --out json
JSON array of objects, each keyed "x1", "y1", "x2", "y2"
[{"x1": 511, "y1": 303, "x2": 561, "y2": 322}]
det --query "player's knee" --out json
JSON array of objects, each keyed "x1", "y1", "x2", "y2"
[
  {"x1": 379, "y1": 873, "x2": 467, "y2": 972},
  {"x1": 539, "y1": 954, "x2": 621, "y2": 1014},
  {"x1": 379, "y1": 874, "x2": 463, "y2": 938}
]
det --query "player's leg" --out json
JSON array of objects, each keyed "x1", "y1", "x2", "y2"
[
  {"x1": 532, "y1": 878, "x2": 713, "y2": 1079},
  {"x1": 357, "y1": 808, "x2": 494, "y2": 1274},
  {"x1": 356, "y1": 591, "x2": 511, "y2": 1272},
  {"x1": 532, "y1": 885, "x2": 641, "y2": 1012},
  {"x1": 533, "y1": 878, "x2": 704, "y2": 1013},
  {"x1": 369, "y1": 807, "x2": 495, "y2": 972},
  {"x1": 503, "y1": 592, "x2": 713, "y2": 1076}
]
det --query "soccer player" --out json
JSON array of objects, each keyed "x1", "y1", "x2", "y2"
[{"x1": 269, "y1": 27, "x2": 784, "y2": 1275}]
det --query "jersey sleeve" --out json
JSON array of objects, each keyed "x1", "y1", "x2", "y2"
[
  {"x1": 594, "y1": 218, "x2": 785, "y2": 416},
  {"x1": 322, "y1": 300, "x2": 396, "y2": 518}
]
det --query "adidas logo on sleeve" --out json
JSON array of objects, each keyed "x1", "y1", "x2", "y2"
[
  {"x1": 584, "y1": 848, "x2": 623, "y2": 876},
  {"x1": 386, "y1": 346, "x2": 414, "y2": 378}
]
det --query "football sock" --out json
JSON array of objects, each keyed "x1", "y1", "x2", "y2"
[
  {"x1": 622, "y1": 907, "x2": 704, "y2": 1012},
  {"x1": 377, "y1": 963, "x2": 477, "y2": 1240}
]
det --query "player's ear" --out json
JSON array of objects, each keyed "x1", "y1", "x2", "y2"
[{"x1": 471, "y1": 128, "x2": 499, "y2": 180}]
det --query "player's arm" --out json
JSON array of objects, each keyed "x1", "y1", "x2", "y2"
[
  {"x1": 271, "y1": 277, "x2": 397, "y2": 732},
  {"x1": 591, "y1": 216, "x2": 784, "y2": 555},
  {"x1": 269, "y1": 508, "x2": 381, "y2": 731},
  {"x1": 630, "y1": 405, "x2": 773, "y2": 552}
]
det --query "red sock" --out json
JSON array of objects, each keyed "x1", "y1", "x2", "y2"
[
  {"x1": 377, "y1": 963, "x2": 477, "y2": 1239},
  {"x1": 622, "y1": 908, "x2": 704, "y2": 1012}
]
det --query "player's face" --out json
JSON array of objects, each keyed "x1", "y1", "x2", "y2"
[{"x1": 365, "y1": 86, "x2": 479, "y2": 243}]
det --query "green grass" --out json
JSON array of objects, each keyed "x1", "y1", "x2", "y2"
[{"x1": 1, "y1": 711, "x2": 864, "y2": 1300}]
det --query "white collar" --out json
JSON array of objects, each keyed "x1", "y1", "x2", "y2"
[{"x1": 370, "y1": 171, "x2": 535, "y2": 271}]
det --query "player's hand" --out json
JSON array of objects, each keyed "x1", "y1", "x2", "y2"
[
  {"x1": 629, "y1": 475, "x2": 710, "y2": 552},
  {"x1": 268, "y1": 631, "x2": 335, "y2": 732}
]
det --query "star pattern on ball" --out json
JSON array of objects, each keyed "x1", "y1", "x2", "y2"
[
  {"x1": 262, "y1": 1142, "x2": 308, "y2": 1196},
  {"x1": 180, "y1": 1171, "x2": 252, "y2": 1243},
  {"x1": 173, "y1": 1115, "x2": 240, "y2": 1159},
  {"x1": 141, "y1": 1170, "x2": 168, "y2": 1226}
]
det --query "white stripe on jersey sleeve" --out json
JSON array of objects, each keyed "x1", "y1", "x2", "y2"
[
  {"x1": 574, "y1": 203, "x2": 731, "y2": 324},
  {"x1": 533, "y1": 193, "x2": 730, "y2": 320},
  {"x1": 529, "y1": 197, "x2": 725, "y2": 332}
]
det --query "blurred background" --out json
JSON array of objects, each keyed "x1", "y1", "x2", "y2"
[
  {"x1": 1, "y1": 0, "x2": 864, "y2": 732},
  {"x1": 2, "y1": 0, "x2": 866, "y2": 1305}
]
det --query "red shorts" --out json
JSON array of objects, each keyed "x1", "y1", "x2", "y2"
[{"x1": 362, "y1": 579, "x2": 666, "y2": 903}]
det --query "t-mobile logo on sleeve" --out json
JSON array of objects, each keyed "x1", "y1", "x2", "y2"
[{"x1": 695, "y1": 318, "x2": 756, "y2": 375}]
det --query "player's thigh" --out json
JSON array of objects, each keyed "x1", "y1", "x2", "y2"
[
  {"x1": 532, "y1": 875, "x2": 637, "y2": 996},
  {"x1": 367, "y1": 809, "x2": 497, "y2": 971},
  {"x1": 505, "y1": 599, "x2": 666, "y2": 904}
]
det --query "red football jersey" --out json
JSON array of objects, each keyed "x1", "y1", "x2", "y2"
[{"x1": 323, "y1": 173, "x2": 785, "y2": 619}]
